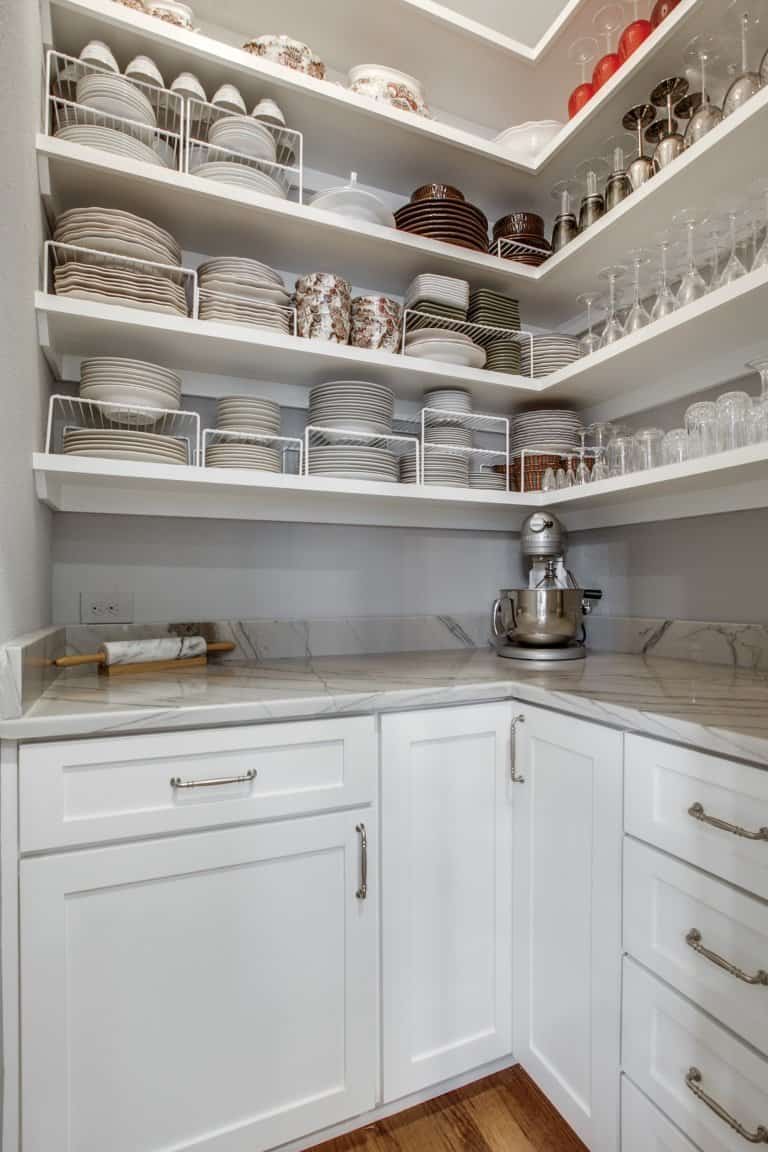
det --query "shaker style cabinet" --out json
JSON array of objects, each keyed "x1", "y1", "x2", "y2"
[
  {"x1": 380, "y1": 703, "x2": 514, "y2": 1101},
  {"x1": 20, "y1": 811, "x2": 377, "y2": 1152},
  {"x1": 511, "y1": 705, "x2": 623, "y2": 1152}
]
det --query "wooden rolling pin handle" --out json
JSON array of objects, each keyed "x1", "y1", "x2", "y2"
[
  {"x1": 207, "y1": 642, "x2": 236, "y2": 653},
  {"x1": 54, "y1": 652, "x2": 107, "y2": 668}
]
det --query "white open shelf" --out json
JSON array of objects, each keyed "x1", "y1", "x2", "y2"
[
  {"x1": 33, "y1": 443, "x2": 768, "y2": 533},
  {"x1": 44, "y1": 0, "x2": 712, "y2": 214}
]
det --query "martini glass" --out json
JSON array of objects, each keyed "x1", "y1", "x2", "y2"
[
  {"x1": 622, "y1": 103, "x2": 656, "y2": 189},
  {"x1": 568, "y1": 37, "x2": 598, "y2": 118},
  {"x1": 593, "y1": 4, "x2": 626, "y2": 90},
  {"x1": 650, "y1": 233, "x2": 679, "y2": 320},
  {"x1": 723, "y1": 4, "x2": 763, "y2": 116},
  {"x1": 619, "y1": 0, "x2": 652, "y2": 61},
  {"x1": 624, "y1": 248, "x2": 652, "y2": 332},
  {"x1": 682, "y1": 33, "x2": 724, "y2": 145},
  {"x1": 673, "y1": 209, "x2": 708, "y2": 305},
  {"x1": 598, "y1": 265, "x2": 627, "y2": 345},
  {"x1": 577, "y1": 291, "x2": 602, "y2": 354}
]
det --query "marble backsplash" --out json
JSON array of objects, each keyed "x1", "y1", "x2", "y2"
[{"x1": 3, "y1": 613, "x2": 768, "y2": 721}]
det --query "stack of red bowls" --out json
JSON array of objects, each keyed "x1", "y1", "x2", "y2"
[
  {"x1": 394, "y1": 185, "x2": 489, "y2": 252},
  {"x1": 491, "y1": 212, "x2": 552, "y2": 267}
]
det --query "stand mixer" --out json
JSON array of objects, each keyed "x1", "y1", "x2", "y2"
[{"x1": 491, "y1": 511, "x2": 602, "y2": 661}]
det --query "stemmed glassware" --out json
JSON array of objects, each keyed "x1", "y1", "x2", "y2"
[
  {"x1": 604, "y1": 134, "x2": 633, "y2": 210},
  {"x1": 622, "y1": 103, "x2": 656, "y2": 190},
  {"x1": 577, "y1": 291, "x2": 602, "y2": 354},
  {"x1": 624, "y1": 248, "x2": 652, "y2": 332},
  {"x1": 650, "y1": 233, "x2": 679, "y2": 319},
  {"x1": 746, "y1": 357, "x2": 768, "y2": 441},
  {"x1": 576, "y1": 157, "x2": 609, "y2": 231},
  {"x1": 718, "y1": 206, "x2": 749, "y2": 285},
  {"x1": 598, "y1": 265, "x2": 627, "y2": 344},
  {"x1": 751, "y1": 180, "x2": 768, "y2": 269},
  {"x1": 619, "y1": 0, "x2": 652, "y2": 62},
  {"x1": 700, "y1": 218, "x2": 724, "y2": 289},
  {"x1": 673, "y1": 209, "x2": 709, "y2": 305},
  {"x1": 648, "y1": 76, "x2": 688, "y2": 170},
  {"x1": 593, "y1": 4, "x2": 626, "y2": 91},
  {"x1": 551, "y1": 179, "x2": 580, "y2": 252},
  {"x1": 723, "y1": 4, "x2": 764, "y2": 117},
  {"x1": 568, "y1": 37, "x2": 599, "y2": 118},
  {"x1": 681, "y1": 33, "x2": 723, "y2": 145}
]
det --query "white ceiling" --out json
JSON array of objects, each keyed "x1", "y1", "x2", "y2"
[{"x1": 429, "y1": 0, "x2": 575, "y2": 48}]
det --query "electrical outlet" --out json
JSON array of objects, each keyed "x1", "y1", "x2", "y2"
[{"x1": 79, "y1": 590, "x2": 134, "y2": 624}]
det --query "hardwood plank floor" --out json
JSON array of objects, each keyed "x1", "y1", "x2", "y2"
[{"x1": 306, "y1": 1067, "x2": 588, "y2": 1152}]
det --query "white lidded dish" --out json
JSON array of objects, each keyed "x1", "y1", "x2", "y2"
[{"x1": 310, "y1": 173, "x2": 395, "y2": 228}]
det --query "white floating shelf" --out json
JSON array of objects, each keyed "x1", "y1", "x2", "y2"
[
  {"x1": 33, "y1": 443, "x2": 768, "y2": 532},
  {"x1": 45, "y1": 0, "x2": 711, "y2": 214}
]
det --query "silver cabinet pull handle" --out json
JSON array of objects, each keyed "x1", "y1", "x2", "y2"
[
  {"x1": 355, "y1": 823, "x2": 368, "y2": 900},
  {"x1": 170, "y1": 769, "x2": 256, "y2": 790},
  {"x1": 688, "y1": 802, "x2": 768, "y2": 841},
  {"x1": 686, "y1": 1067, "x2": 768, "y2": 1142},
  {"x1": 686, "y1": 930, "x2": 768, "y2": 986},
  {"x1": 511, "y1": 713, "x2": 526, "y2": 783}
]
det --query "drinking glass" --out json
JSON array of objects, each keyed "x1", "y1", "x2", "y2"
[
  {"x1": 634, "y1": 427, "x2": 664, "y2": 469},
  {"x1": 622, "y1": 103, "x2": 656, "y2": 190},
  {"x1": 556, "y1": 466, "x2": 568, "y2": 488},
  {"x1": 542, "y1": 467, "x2": 557, "y2": 492},
  {"x1": 685, "y1": 400, "x2": 718, "y2": 457},
  {"x1": 551, "y1": 179, "x2": 580, "y2": 252},
  {"x1": 568, "y1": 37, "x2": 599, "y2": 118},
  {"x1": 673, "y1": 209, "x2": 709, "y2": 304},
  {"x1": 662, "y1": 428, "x2": 689, "y2": 464},
  {"x1": 608, "y1": 433, "x2": 636, "y2": 474},
  {"x1": 723, "y1": 4, "x2": 763, "y2": 117},
  {"x1": 604, "y1": 134, "x2": 633, "y2": 210},
  {"x1": 619, "y1": 0, "x2": 652, "y2": 62},
  {"x1": 591, "y1": 450, "x2": 610, "y2": 480},
  {"x1": 587, "y1": 421, "x2": 615, "y2": 450},
  {"x1": 650, "y1": 233, "x2": 679, "y2": 320},
  {"x1": 746, "y1": 356, "x2": 768, "y2": 441},
  {"x1": 576, "y1": 157, "x2": 609, "y2": 231},
  {"x1": 716, "y1": 390, "x2": 751, "y2": 449},
  {"x1": 577, "y1": 291, "x2": 602, "y2": 355},
  {"x1": 598, "y1": 265, "x2": 627, "y2": 344},
  {"x1": 624, "y1": 248, "x2": 652, "y2": 333}
]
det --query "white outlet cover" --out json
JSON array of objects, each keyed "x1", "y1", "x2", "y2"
[{"x1": 79, "y1": 590, "x2": 135, "y2": 624}]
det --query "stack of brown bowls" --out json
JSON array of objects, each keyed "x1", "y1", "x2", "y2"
[
  {"x1": 394, "y1": 185, "x2": 489, "y2": 252},
  {"x1": 491, "y1": 212, "x2": 552, "y2": 266}
]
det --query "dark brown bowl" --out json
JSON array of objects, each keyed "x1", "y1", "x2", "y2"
[
  {"x1": 410, "y1": 183, "x2": 465, "y2": 203},
  {"x1": 493, "y1": 211, "x2": 545, "y2": 237}
]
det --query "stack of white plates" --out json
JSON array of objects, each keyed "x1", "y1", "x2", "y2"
[
  {"x1": 308, "y1": 444, "x2": 398, "y2": 483},
  {"x1": 511, "y1": 409, "x2": 582, "y2": 453},
  {"x1": 54, "y1": 207, "x2": 181, "y2": 264},
  {"x1": 76, "y1": 73, "x2": 157, "y2": 127},
  {"x1": 80, "y1": 357, "x2": 182, "y2": 425},
  {"x1": 208, "y1": 115, "x2": 277, "y2": 164},
  {"x1": 404, "y1": 329, "x2": 485, "y2": 368},
  {"x1": 215, "y1": 396, "x2": 281, "y2": 434},
  {"x1": 405, "y1": 274, "x2": 470, "y2": 313},
  {"x1": 206, "y1": 442, "x2": 282, "y2": 471},
  {"x1": 53, "y1": 261, "x2": 188, "y2": 315},
  {"x1": 309, "y1": 380, "x2": 394, "y2": 435},
  {"x1": 62, "y1": 427, "x2": 187, "y2": 464},
  {"x1": 469, "y1": 468, "x2": 506, "y2": 491},
  {"x1": 424, "y1": 425, "x2": 473, "y2": 446},
  {"x1": 190, "y1": 160, "x2": 287, "y2": 199},
  {"x1": 198, "y1": 258, "x2": 290, "y2": 331},
  {"x1": 54, "y1": 124, "x2": 170, "y2": 167},
  {"x1": 401, "y1": 450, "x2": 469, "y2": 487},
  {"x1": 423, "y1": 388, "x2": 473, "y2": 425},
  {"x1": 520, "y1": 335, "x2": 582, "y2": 378}
]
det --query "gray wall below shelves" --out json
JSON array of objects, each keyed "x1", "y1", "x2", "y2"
[{"x1": 0, "y1": 0, "x2": 52, "y2": 644}]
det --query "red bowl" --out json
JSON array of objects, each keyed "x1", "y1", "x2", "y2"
[
  {"x1": 592, "y1": 52, "x2": 621, "y2": 91},
  {"x1": 568, "y1": 81, "x2": 594, "y2": 119},
  {"x1": 651, "y1": 0, "x2": 681, "y2": 27},
  {"x1": 618, "y1": 18, "x2": 652, "y2": 61}
]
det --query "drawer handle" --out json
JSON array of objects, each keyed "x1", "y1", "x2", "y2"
[
  {"x1": 688, "y1": 802, "x2": 768, "y2": 841},
  {"x1": 355, "y1": 823, "x2": 367, "y2": 900},
  {"x1": 510, "y1": 714, "x2": 526, "y2": 784},
  {"x1": 686, "y1": 1068, "x2": 768, "y2": 1143},
  {"x1": 686, "y1": 930, "x2": 768, "y2": 986},
  {"x1": 170, "y1": 769, "x2": 257, "y2": 790}
]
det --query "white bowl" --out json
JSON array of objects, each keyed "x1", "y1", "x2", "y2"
[
  {"x1": 212, "y1": 83, "x2": 246, "y2": 114},
  {"x1": 79, "y1": 40, "x2": 119, "y2": 73},
  {"x1": 144, "y1": 0, "x2": 194, "y2": 28},
  {"x1": 170, "y1": 71, "x2": 206, "y2": 101},
  {"x1": 494, "y1": 120, "x2": 563, "y2": 161},
  {"x1": 126, "y1": 54, "x2": 165, "y2": 88},
  {"x1": 252, "y1": 98, "x2": 286, "y2": 126}
]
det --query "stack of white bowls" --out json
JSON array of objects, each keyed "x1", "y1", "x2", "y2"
[
  {"x1": 79, "y1": 357, "x2": 181, "y2": 425},
  {"x1": 198, "y1": 258, "x2": 290, "y2": 332}
]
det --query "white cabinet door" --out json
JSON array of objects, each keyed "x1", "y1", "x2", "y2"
[
  {"x1": 381, "y1": 703, "x2": 514, "y2": 1101},
  {"x1": 512, "y1": 705, "x2": 623, "y2": 1152},
  {"x1": 21, "y1": 812, "x2": 376, "y2": 1152}
]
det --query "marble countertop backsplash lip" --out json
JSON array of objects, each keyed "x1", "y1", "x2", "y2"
[{"x1": 3, "y1": 647, "x2": 768, "y2": 770}]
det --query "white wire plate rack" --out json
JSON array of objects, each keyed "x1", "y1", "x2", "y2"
[
  {"x1": 401, "y1": 308, "x2": 534, "y2": 376},
  {"x1": 304, "y1": 425, "x2": 421, "y2": 483},
  {"x1": 419, "y1": 407, "x2": 511, "y2": 490},
  {"x1": 515, "y1": 444, "x2": 602, "y2": 493},
  {"x1": 489, "y1": 237, "x2": 552, "y2": 265},
  {"x1": 45, "y1": 241, "x2": 197, "y2": 316},
  {"x1": 45, "y1": 394, "x2": 200, "y2": 463},
  {"x1": 185, "y1": 98, "x2": 303, "y2": 202},
  {"x1": 196, "y1": 287, "x2": 297, "y2": 334},
  {"x1": 201, "y1": 428, "x2": 303, "y2": 473},
  {"x1": 45, "y1": 50, "x2": 184, "y2": 171}
]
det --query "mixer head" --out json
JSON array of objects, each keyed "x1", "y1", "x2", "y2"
[{"x1": 520, "y1": 510, "x2": 567, "y2": 560}]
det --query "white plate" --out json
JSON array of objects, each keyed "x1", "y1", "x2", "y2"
[
  {"x1": 76, "y1": 74, "x2": 157, "y2": 128},
  {"x1": 191, "y1": 162, "x2": 287, "y2": 199},
  {"x1": 208, "y1": 115, "x2": 277, "y2": 163},
  {"x1": 54, "y1": 125, "x2": 169, "y2": 168},
  {"x1": 405, "y1": 341, "x2": 486, "y2": 368}
]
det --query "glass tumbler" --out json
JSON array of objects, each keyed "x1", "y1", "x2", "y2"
[
  {"x1": 608, "y1": 433, "x2": 637, "y2": 475},
  {"x1": 684, "y1": 400, "x2": 718, "y2": 457},
  {"x1": 661, "y1": 427, "x2": 689, "y2": 464},
  {"x1": 716, "y1": 390, "x2": 751, "y2": 451},
  {"x1": 634, "y1": 427, "x2": 664, "y2": 469}
]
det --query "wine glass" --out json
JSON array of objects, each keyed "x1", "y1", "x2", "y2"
[
  {"x1": 746, "y1": 357, "x2": 768, "y2": 440},
  {"x1": 723, "y1": 3, "x2": 763, "y2": 116},
  {"x1": 750, "y1": 179, "x2": 768, "y2": 269},
  {"x1": 672, "y1": 209, "x2": 709, "y2": 305},
  {"x1": 568, "y1": 37, "x2": 599, "y2": 119},
  {"x1": 650, "y1": 233, "x2": 679, "y2": 320},
  {"x1": 605, "y1": 134, "x2": 633, "y2": 210},
  {"x1": 593, "y1": 4, "x2": 626, "y2": 90},
  {"x1": 598, "y1": 265, "x2": 627, "y2": 345},
  {"x1": 699, "y1": 218, "x2": 724, "y2": 289},
  {"x1": 576, "y1": 157, "x2": 609, "y2": 232},
  {"x1": 577, "y1": 291, "x2": 602, "y2": 354},
  {"x1": 619, "y1": 0, "x2": 652, "y2": 62},
  {"x1": 624, "y1": 248, "x2": 652, "y2": 333},
  {"x1": 718, "y1": 205, "x2": 749, "y2": 285},
  {"x1": 648, "y1": 76, "x2": 689, "y2": 169},
  {"x1": 622, "y1": 103, "x2": 656, "y2": 189},
  {"x1": 682, "y1": 33, "x2": 724, "y2": 145}
]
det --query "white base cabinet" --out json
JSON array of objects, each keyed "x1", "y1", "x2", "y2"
[
  {"x1": 380, "y1": 703, "x2": 514, "y2": 1101},
  {"x1": 21, "y1": 811, "x2": 377, "y2": 1152},
  {"x1": 512, "y1": 705, "x2": 623, "y2": 1152}
]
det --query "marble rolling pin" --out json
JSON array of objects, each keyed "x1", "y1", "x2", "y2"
[{"x1": 53, "y1": 637, "x2": 235, "y2": 676}]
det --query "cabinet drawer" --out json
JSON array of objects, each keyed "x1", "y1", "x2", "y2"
[
  {"x1": 622, "y1": 957, "x2": 768, "y2": 1152},
  {"x1": 20, "y1": 716, "x2": 376, "y2": 851},
  {"x1": 624, "y1": 838, "x2": 768, "y2": 1056},
  {"x1": 622, "y1": 1077, "x2": 702, "y2": 1152},
  {"x1": 625, "y1": 735, "x2": 768, "y2": 899}
]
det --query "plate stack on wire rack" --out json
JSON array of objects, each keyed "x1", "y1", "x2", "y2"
[{"x1": 508, "y1": 408, "x2": 583, "y2": 491}]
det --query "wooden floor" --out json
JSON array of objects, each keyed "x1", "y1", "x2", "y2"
[{"x1": 307, "y1": 1067, "x2": 588, "y2": 1152}]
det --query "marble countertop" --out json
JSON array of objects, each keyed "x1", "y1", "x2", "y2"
[{"x1": 3, "y1": 649, "x2": 768, "y2": 766}]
